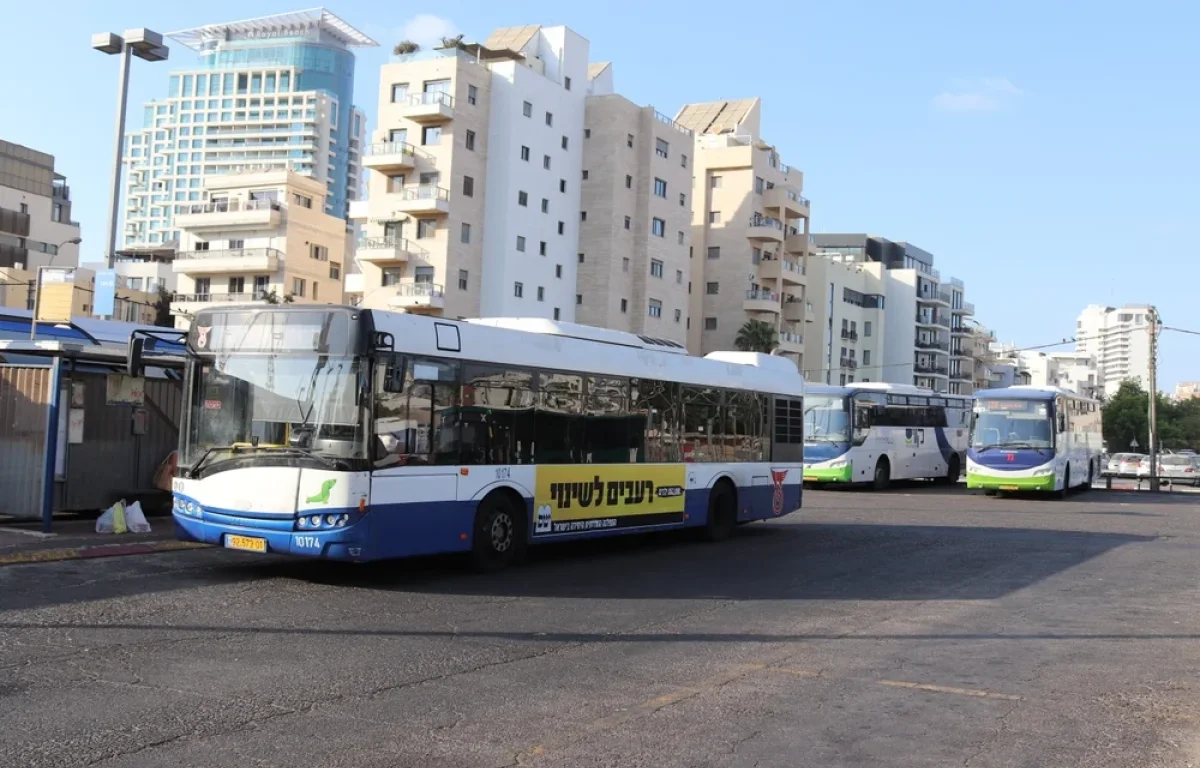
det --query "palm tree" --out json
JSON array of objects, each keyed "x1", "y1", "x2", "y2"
[{"x1": 735, "y1": 319, "x2": 778, "y2": 353}]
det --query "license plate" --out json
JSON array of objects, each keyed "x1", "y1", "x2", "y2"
[
  {"x1": 999, "y1": 485, "x2": 1019, "y2": 491},
  {"x1": 225, "y1": 534, "x2": 267, "y2": 553}
]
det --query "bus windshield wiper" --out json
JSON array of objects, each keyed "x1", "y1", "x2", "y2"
[
  {"x1": 251, "y1": 445, "x2": 342, "y2": 469},
  {"x1": 187, "y1": 445, "x2": 244, "y2": 478},
  {"x1": 187, "y1": 444, "x2": 340, "y2": 478}
]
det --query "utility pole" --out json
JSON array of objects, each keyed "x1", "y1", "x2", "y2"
[{"x1": 1148, "y1": 306, "x2": 1159, "y2": 491}]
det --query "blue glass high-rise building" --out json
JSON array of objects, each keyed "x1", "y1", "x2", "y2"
[{"x1": 121, "y1": 9, "x2": 376, "y2": 249}]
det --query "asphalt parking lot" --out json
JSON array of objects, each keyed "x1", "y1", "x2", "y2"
[{"x1": 1, "y1": 485, "x2": 1198, "y2": 768}]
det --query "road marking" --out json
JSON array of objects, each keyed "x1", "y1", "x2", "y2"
[
  {"x1": 876, "y1": 679, "x2": 1024, "y2": 701},
  {"x1": 0, "y1": 540, "x2": 208, "y2": 567},
  {"x1": 774, "y1": 666, "x2": 822, "y2": 678}
]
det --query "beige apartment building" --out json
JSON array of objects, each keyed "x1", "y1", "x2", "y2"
[
  {"x1": 575, "y1": 77, "x2": 694, "y2": 344},
  {"x1": 0, "y1": 266, "x2": 159, "y2": 324},
  {"x1": 676, "y1": 99, "x2": 812, "y2": 368},
  {"x1": 170, "y1": 170, "x2": 346, "y2": 328},
  {"x1": 0, "y1": 140, "x2": 82, "y2": 271}
]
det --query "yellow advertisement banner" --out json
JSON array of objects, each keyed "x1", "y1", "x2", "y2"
[{"x1": 533, "y1": 464, "x2": 687, "y2": 536}]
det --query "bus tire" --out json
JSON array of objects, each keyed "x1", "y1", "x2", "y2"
[
  {"x1": 1056, "y1": 465, "x2": 1070, "y2": 499},
  {"x1": 469, "y1": 491, "x2": 527, "y2": 572},
  {"x1": 872, "y1": 458, "x2": 890, "y2": 491},
  {"x1": 935, "y1": 455, "x2": 960, "y2": 486},
  {"x1": 1083, "y1": 460, "x2": 1094, "y2": 491},
  {"x1": 702, "y1": 480, "x2": 738, "y2": 542}
]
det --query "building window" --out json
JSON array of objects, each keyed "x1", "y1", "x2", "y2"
[
  {"x1": 518, "y1": 191, "x2": 528, "y2": 206},
  {"x1": 564, "y1": 76, "x2": 572, "y2": 91},
  {"x1": 679, "y1": 193, "x2": 686, "y2": 207},
  {"x1": 561, "y1": 136, "x2": 569, "y2": 150},
  {"x1": 523, "y1": 101, "x2": 532, "y2": 117},
  {"x1": 514, "y1": 282, "x2": 524, "y2": 297},
  {"x1": 706, "y1": 282, "x2": 719, "y2": 295},
  {"x1": 620, "y1": 298, "x2": 628, "y2": 313},
  {"x1": 254, "y1": 276, "x2": 269, "y2": 295},
  {"x1": 541, "y1": 198, "x2": 550, "y2": 213},
  {"x1": 674, "y1": 308, "x2": 682, "y2": 322},
  {"x1": 707, "y1": 246, "x2": 720, "y2": 259},
  {"x1": 467, "y1": 84, "x2": 477, "y2": 105},
  {"x1": 461, "y1": 222, "x2": 471, "y2": 243},
  {"x1": 545, "y1": 111, "x2": 553, "y2": 126},
  {"x1": 559, "y1": 179, "x2": 566, "y2": 193},
  {"x1": 310, "y1": 244, "x2": 328, "y2": 261},
  {"x1": 708, "y1": 211, "x2": 721, "y2": 224},
  {"x1": 558, "y1": 221, "x2": 565, "y2": 235},
  {"x1": 228, "y1": 276, "x2": 245, "y2": 295},
  {"x1": 754, "y1": 176, "x2": 765, "y2": 194},
  {"x1": 390, "y1": 83, "x2": 409, "y2": 103},
  {"x1": 463, "y1": 175, "x2": 474, "y2": 196},
  {"x1": 465, "y1": 130, "x2": 476, "y2": 150},
  {"x1": 710, "y1": 175, "x2": 722, "y2": 188},
  {"x1": 582, "y1": 170, "x2": 589, "y2": 180},
  {"x1": 52, "y1": 204, "x2": 63, "y2": 223},
  {"x1": 417, "y1": 218, "x2": 437, "y2": 238},
  {"x1": 555, "y1": 264, "x2": 563, "y2": 278},
  {"x1": 649, "y1": 299, "x2": 663, "y2": 317},
  {"x1": 651, "y1": 218, "x2": 665, "y2": 237},
  {"x1": 381, "y1": 268, "x2": 402, "y2": 287},
  {"x1": 292, "y1": 277, "x2": 306, "y2": 297},
  {"x1": 622, "y1": 258, "x2": 630, "y2": 272},
  {"x1": 576, "y1": 294, "x2": 582, "y2": 304},
  {"x1": 863, "y1": 350, "x2": 872, "y2": 366},
  {"x1": 581, "y1": 211, "x2": 587, "y2": 221},
  {"x1": 677, "y1": 231, "x2": 685, "y2": 244},
  {"x1": 539, "y1": 241, "x2": 548, "y2": 256},
  {"x1": 554, "y1": 307, "x2": 561, "y2": 320},
  {"x1": 584, "y1": 128, "x2": 591, "y2": 138},
  {"x1": 543, "y1": 155, "x2": 551, "y2": 170},
  {"x1": 655, "y1": 138, "x2": 669, "y2": 158},
  {"x1": 517, "y1": 236, "x2": 526, "y2": 252},
  {"x1": 704, "y1": 317, "x2": 718, "y2": 331},
  {"x1": 681, "y1": 154, "x2": 688, "y2": 168},
  {"x1": 521, "y1": 146, "x2": 530, "y2": 161},
  {"x1": 421, "y1": 126, "x2": 441, "y2": 145},
  {"x1": 627, "y1": 133, "x2": 634, "y2": 148},
  {"x1": 537, "y1": 286, "x2": 545, "y2": 302},
  {"x1": 676, "y1": 269, "x2": 683, "y2": 283},
  {"x1": 327, "y1": 261, "x2": 340, "y2": 280},
  {"x1": 625, "y1": 175, "x2": 633, "y2": 189},
  {"x1": 624, "y1": 216, "x2": 631, "y2": 230},
  {"x1": 312, "y1": 282, "x2": 319, "y2": 302},
  {"x1": 650, "y1": 259, "x2": 664, "y2": 278},
  {"x1": 864, "y1": 321, "x2": 872, "y2": 337},
  {"x1": 458, "y1": 269, "x2": 469, "y2": 290},
  {"x1": 654, "y1": 178, "x2": 667, "y2": 197},
  {"x1": 578, "y1": 253, "x2": 585, "y2": 263}
]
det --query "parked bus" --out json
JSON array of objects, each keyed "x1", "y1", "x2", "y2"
[
  {"x1": 802, "y1": 383, "x2": 970, "y2": 489},
  {"x1": 158, "y1": 306, "x2": 806, "y2": 568},
  {"x1": 966, "y1": 386, "x2": 1103, "y2": 496}
]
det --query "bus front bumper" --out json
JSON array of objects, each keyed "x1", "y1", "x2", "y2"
[
  {"x1": 965, "y1": 471, "x2": 1056, "y2": 491},
  {"x1": 803, "y1": 462, "x2": 853, "y2": 483},
  {"x1": 173, "y1": 512, "x2": 369, "y2": 561}
]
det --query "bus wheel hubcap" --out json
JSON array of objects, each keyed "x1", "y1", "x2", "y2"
[{"x1": 491, "y1": 514, "x2": 512, "y2": 552}]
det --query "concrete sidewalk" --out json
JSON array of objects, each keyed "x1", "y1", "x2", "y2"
[{"x1": 0, "y1": 516, "x2": 206, "y2": 566}]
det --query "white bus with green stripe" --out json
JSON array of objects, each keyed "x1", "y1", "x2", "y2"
[{"x1": 803, "y1": 383, "x2": 970, "y2": 489}]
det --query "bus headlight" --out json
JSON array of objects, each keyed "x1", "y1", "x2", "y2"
[
  {"x1": 325, "y1": 514, "x2": 339, "y2": 527},
  {"x1": 1032, "y1": 466, "x2": 1055, "y2": 476},
  {"x1": 298, "y1": 517, "x2": 309, "y2": 528},
  {"x1": 827, "y1": 459, "x2": 848, "y2": 468}
]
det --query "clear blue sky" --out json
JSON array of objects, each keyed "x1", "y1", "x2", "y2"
[{"x1": 3, "y1": 1, "x2": 1197, "y2": 389}]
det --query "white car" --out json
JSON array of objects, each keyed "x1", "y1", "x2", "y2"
[
  {"x1": 1117, "y1": 453, "x2": 1146, "y2": 477},
  {"x1": 1158, "y1": 455, "x2": 1200, "y2": 486}
]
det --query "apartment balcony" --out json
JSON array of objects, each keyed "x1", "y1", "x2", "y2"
[
  {"x1": 914, "y1": 362, "x2": 949, "y2": 377},
  {"x1": 958, "y1": 301, "x2": 975, "y2": 315},
  {"x1": 175, "y1": 199, "x2": 282, "y2": 231},
  {"x1": 387, "y1": 185, "x2": 451, "y2": 216},
  {"x1": 915, "y1": 338, "x2": 949, "y2": 352},
  {"x1": 840, "y1": 329, "x2": 859, "y2": 342},
  {"x1": 777, "y1": 331, "x2": 804, "y2": 354},
  {"x1": 917, "y1": 290, "x2": 949, "y2": 307},
  {"x1": 743, "y1": 288, "x2": 780, "y2": 314},
  {"x1": 356, "y1": 236, "x2": 418, "y2": 263},
  {"x1": 936, "y1": 314, "x2": 951, "y2": 329},
  {"x1": 840, "y1": 357, "x2": 858, "y2": 370},
  {"x1": 916, "y1": 313, "x2": 940, "y2": 329},
  {"x1": 757, "y1": 257, "x2": 805, "y2": 284},
  {"x1": 171, "y1": 292, "x2": 271, "y2": 316},
  {"x1": 764, "y1": 186, "x2": 810, "y2": 219},
  {"x1": 951, "y1": 371, "x2": 974, "y2": 381},
  {"x1": 172, "y1": 248, "x2": 282, "y2": 276},
  {"x1": 783, "y1": 298, "x2": 813, "y2": 323},
  {"x1": 388, "y1": 280, "x2": 445, "y2": 312},
  {"x1": 361, "y1": 141, "x2": 419, "y2": 173},
  {"x1": 746, "y1": 215, "x2": 785, "y2": 243},
  {"x1": 398, "y1": 91, "x2": 454, "y2": 124},
  {"x1": 950, "y1": 324, "x2": 970, "y2": 335},
  {"x1": 785, "y1": 231, "x2": 813, "y2": 255}
]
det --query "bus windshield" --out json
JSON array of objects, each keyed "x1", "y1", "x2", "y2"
[
  {"x1": 971, "y1": 399, "x2": 1053, "y2": 451},
  {"x1": 804, "y1": 394, "x2": 850, "y2": 442},
  {"x1": 183, "y1": 353, "x2": 367, "y2": 475}
]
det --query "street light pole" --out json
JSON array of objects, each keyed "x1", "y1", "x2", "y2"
[{"x1": 103, "y1": 44, "x2": 132, "y2": 271}]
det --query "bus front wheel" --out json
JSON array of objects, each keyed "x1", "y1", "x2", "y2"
[
  {"x1": 935, "y1": 455, "x2": 960, "y2": 486},
  {"x1": 702, "y1": 481, "x2": 738, "y2": 542},
  {"x1": 469, "y1": 491, "x2": 527, "y2": 572},
  {"x1": 872, "y1": 458, "x2": 890, "y2": 491},
  {"x1": 1056, "y1": 465, "x2": 1070, "y2": 500}
]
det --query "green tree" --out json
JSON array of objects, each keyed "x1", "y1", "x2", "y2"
[
  {"x1": 734, "y1": 319, "x2": 777, "y2": 353},
  {"x1": 1102, "y1": 380, "x2": 1200, "y2": 453}
]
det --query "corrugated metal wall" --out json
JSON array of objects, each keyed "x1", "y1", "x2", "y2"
[
  {"x1": 61, "y1": 372, "x2": 182, "y2": 511},
  {"x1": 0, "y1": 366, "x2": 49, "y2": 519}
]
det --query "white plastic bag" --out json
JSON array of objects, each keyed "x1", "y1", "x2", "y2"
[
  {"x1": 125, "y1": 501, "x2": 152, "y2": 534},
  {"x1": 96, "y1": 500, "x2": 128, "y2": 534}
]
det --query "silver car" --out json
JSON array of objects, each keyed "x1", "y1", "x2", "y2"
[{"x1": 1159, "y1": 454, "x2": 1200, "y2": 486}]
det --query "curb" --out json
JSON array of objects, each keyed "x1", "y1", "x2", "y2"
[{"x1": 0, "y1": 540, "x2": 209, "y2": 567}]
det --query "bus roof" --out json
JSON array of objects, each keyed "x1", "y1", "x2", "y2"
[
  {"x1": 368, "y1": 311, "x2": 804, "y2": 396},
  {"x1": 973, "y1": 385, "x2": 1096, "y2": 401},
  {"x1": 804, "y1": 382, "x2": 969, "y2": 399}
]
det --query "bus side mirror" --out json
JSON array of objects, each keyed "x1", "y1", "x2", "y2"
[{"x1": 127, "y1": 337, "x2": 145, "y2": 378}]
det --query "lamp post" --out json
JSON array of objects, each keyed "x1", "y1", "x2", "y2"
[
  {"x1": 91, "y1": 29, "x2": 169, "y2": 274},
  {"x1": 48, "y1": 237, "x2": 83, "y2": 268}
]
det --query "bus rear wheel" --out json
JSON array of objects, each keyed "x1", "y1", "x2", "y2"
[
  {"x1": 935, "y1": 455, "x2": 960, "y2": 486},
  {"x1": 469, "y1": 491, "x2": 527, "y2": 572},
  {"x1": 702, "y1": 481, "x2": 738, "y2": 542},
  {"x1": 1056, "y1": 464, "x2": 1070, "y2": 499},
  {"x1": 872, "y1": 458, "x2": 890, "y2": 491}
]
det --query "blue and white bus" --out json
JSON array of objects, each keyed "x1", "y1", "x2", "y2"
[
  {"x1": 163, "y1": 305, "x2": 806, "y2": 568},
  {"x1": 802, "y1": 383, "x2": 970, "y2": 489},
  {"x1": 966, "y1": 386, "x2": 1103, "y2": 496}
]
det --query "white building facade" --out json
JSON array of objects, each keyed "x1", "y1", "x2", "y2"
[{"x1": 1075, "y1": 303, "x2": 1153, "y2": 395}]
